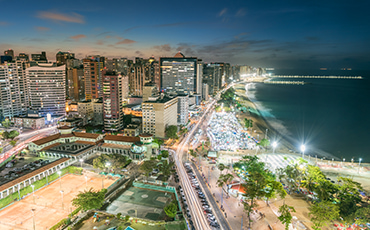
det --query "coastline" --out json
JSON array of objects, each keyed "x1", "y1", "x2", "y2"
[{"x1": 234, "y1": 83, "x2": 338, "y2": 160}]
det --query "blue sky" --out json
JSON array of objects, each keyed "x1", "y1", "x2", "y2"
[{"x1": 1, "y1": 0, "x2": 369, "y2": 69}]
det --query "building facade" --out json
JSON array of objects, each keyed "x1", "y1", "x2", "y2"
[
  {"x1": 177, "y1": 95, "x2": 189, "y2": 125},
  {"x1": 142, "y1": 96, "x2": 178, "y2": 138},
  {"x1": 27, "y1": 63, "x2": 66, "y2": 117},
  {"x1": 103, "y1": 70, "x2": 123, "y2": 131},
  {"x1": 83, "y1": 57, "x2": 104, "y2": 100}
]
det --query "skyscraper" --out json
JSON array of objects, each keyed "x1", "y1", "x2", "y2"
[
  {"x1": 129, "y1": 58, "x2": 145, "y2": 96},
  {"x1": 4, "y1": 49, "x2": 14, "y2": 59},
  {"x1": 102, "y1": 70, "x2": 123, "y2": 131},
  {"x1": 27, "y1": 63, "x2": 66, "y2": 117},
  {"x1": 83, "y1": 57, "x2": 104, "y2": 100},
  {"x1": 0, "y1": 61, "x2": 27, "y2": 120},
  {"x1": 160, "y1": 52, "x2": 200, "y2": 95},
  {"x1": 56, "y1": 51, "x2": 75, "y2": 66}
]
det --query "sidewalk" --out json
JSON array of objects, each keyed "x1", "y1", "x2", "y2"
[{"x1": 197, "y1": 158, "x2": 288, "y2": 230}]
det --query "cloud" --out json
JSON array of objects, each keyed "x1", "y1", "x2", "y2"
[
  {"x1": 135, "y1": 50, "x2": 144, "y2": 56},
  {"x1": 234, "y1": 32, "x2": 248, "y2": 39},
  {"x1": 116, "y1": 39, "x2": 136, "y2": 45},
  {"x1": 70, "y1": 34, "x2": 86, "y2": 41},
  {"x1": 153, "y1": 44, "x2": 172, "y2": 52},
  {"x1": 236, "y1": 8, "x2": 246, "y2": 17},
  {"x1": 35, "y1": 26, "x2": 50, "y2": 31},
  {"x1": 0, "y1": 21, "x2": 9, "y2": 26},
  {"x1": 37, "y1": 11, "x2": 85, "y2": 23},
  {"x1": 219, "y1": 8, "x2": 227, "y2": 17},
  {"x1": 96, "y1": 40, "x2": 104, "y2": 45},
  {"x1": 105, "y1": 35, "x2": 111, "y2": 39}
]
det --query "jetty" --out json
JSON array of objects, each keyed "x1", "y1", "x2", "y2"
[
  {"x1": 264, "y1": 80, "x2": 307, "y2": 85},
  {"x1": 272, "y1": 75, "x2": 362, "y2": 79}
]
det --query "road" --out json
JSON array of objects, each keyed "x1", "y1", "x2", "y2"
[
  {"x1": 173, "y1": 84, "x2": 233, "y2": 230},
  {"x1": 0, "y1": 126, "x2": 57, "y2": 164}
]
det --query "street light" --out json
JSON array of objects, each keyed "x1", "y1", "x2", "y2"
[
  {"x1": 272, "y1": 141, "x2": 277, "y2": 154},
  {"x1": 300, "y1": 145, "x2": 306, "y2": 158},
  {"x1": 31, "y1": 208, "x2": 36, "y2": 230},
  {"x1": 342, "y1": 158, "x2": 345, "y2": 167},
  {"x1": 31, "y1": 185, "x2": 35, "y2": 204},
  {"x1": 60, "y1": 190, "x2": 64, "y2": 210},
  {"x1": 358, "y1": 158, "x2": 362, "y2": 174},
  {"x1": 79, "y1": 159, "x2": 83, "y2": 168},
  {"x1": 57, "y1": 171, "x2": 62, "y2": 189}
]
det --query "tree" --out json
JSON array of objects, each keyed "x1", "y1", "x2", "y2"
[
  {"x1": 164, "y1": 201, "x2": 178, "y2": 218},
  {"x1": 72, "y1": 188, "x2": 107, "y2": 211},
  {"x1": 158, "y1": 161, "x2": 175, "y2": 181},
  {"x1": 2, "y1": 120, "x2": 11, "y2": 129},
  {"x1": 122, "y1": 114, "x2": 133, "y2": 128},
  {"x1": 258, "y1": 138, "x2": 270, "y2": 149},
  {"x1": 278, "y1": 204, "x2": 296, "y2": 230},
  {"x1": 217, "y1": 173, "x2": 234, "y2": 194},
  {"x1": 93, "y1": 155, "x2": 108, "y2": 170},
  {"x1": 10, "y1": 140, "x2": 17, "y2": 147},
  {"x1": 353, "y1": 207, "x2": 370, "y2": 226},
  {"x1": 116, "y1": 213, "x2": 122, "y2": 219},
  {"x1": 153, "y1": 138, "x2": 164, "y2": 148},
  {"x1": 189, "y1": 149, "x2": 196, "y2": 158},
  {"x1": 1, "y1": 131, "x2": 10, "y2": 140},
  {"x1": 139, "y1": 160, "x2": 158, "y2": 179},
  {"x1": 161, "y1": 150, "x2": 169, "y2": 158},
  {"x1": 165, "y1": 125, "x2": 178, "y2": 139},
  {"x1": 217, "y1": 163, "x2": 226, "y2": 174},
  {"x1": 0, "y1": 147, "x2": 3, "y2": 154},
  {"x1": 309, "y1": 201, "x2": 339, "y2": 230},
  {"x1": 335, "y1": 177, "x2": 363, "y2": 218},
  {"x1": 8, "y1": 130, "x2": 19, "y2": 140}
]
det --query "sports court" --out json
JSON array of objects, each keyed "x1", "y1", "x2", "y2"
[
  {"x1": 0, "y1": 172, "x2": 116, "y2": 230},
  {"x1": 106, "y1": 187, "x2": 174, "y2": 221}
]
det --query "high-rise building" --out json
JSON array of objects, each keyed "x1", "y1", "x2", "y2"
[
  {"x1": 160, "y1": 52, "x2": 200, "y2": 95},
  {"x1": 92, "y1": 98, "x2": 104, "y2": 125},
  {"x1": 56, "y1": 51, "x2": 75, "y2": 66},
  {"x1": 31, "y1": 51, "x2": 47, "y2": 62},
  {"x1": 102, "y1": 70, "x2": 123, "y2": 131},
  {"x1": 27, "y1": 63, "x2": 66, "y2": 117},
  {"x1": 0, "y1": 61, "x2": 28, "y2": 120},
  {"x1": 4, "y1": 49, "x2": 14, "y2": 59},
  {"x1": 202, "y1": 83, "x2": 209, "y2": 101},
  {"x1": 116, "y1": 58, "x2": 131, "y2": 75},
  {"x1": 142, "y1": 96, "x2": 178, "y2": 138},
  {"x1": 129, "y1": 58, "x2": 145, "y2": 96},
  {"x1": 71, "y1": 67, "x2": 84, "y2": 101},
  {"x1": 196, "y1": 61, "x2": 203, "y2": 95},
  {"x1": 18, "y1": 53, "x2": 29, "y2": 61},
  {"x1": 83, "y1": 57, "x2": 104, "y2": 100},
  {"x1": 203, "y1": 64, "x2": 221, "y2": 95},
  {"x1": 122, "y1": 75, "x2": 129, "y2": 104},
  {"x1": 177, "y1": 94, "x2": 189, "y2": 125}
]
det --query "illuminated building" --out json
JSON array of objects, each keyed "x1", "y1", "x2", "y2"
[{"x1": 103, "y1": 70, "x2": 123, "y2": 131}]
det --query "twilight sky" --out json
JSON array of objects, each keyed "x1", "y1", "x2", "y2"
[{"x1": 1, "y1": 0, "x2": 369, "y2": 69}]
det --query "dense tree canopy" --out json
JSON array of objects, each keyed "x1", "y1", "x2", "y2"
[
  {"x1": 165, "y1": 125, "x2": 178, "y2": 139},
  {"x1": 72, "y1": 188, "x2": 107, "y2": 211}
]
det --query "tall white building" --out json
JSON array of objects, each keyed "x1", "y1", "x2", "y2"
[
  {"x1": 142, "y1": 96, "x2": 178, "y2": 138},
  {"x1": 27, "y1": 63, "x2": 66, "y2": 117},
  {"x1": 122, "y1": 75, "x2": 129, "y2": 103},
  {"x1": 177, "y1": 95, "x2": 189, "y2": 125},
  {"x1": 202, "y1": 83, "x2": 209, "y2": 101},
  {"x1": 0, "y1": 61, "x2": 28, "y2": 119}
]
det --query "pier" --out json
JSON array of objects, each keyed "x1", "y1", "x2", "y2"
[
  {"x1": 264, "y1": 80, "x2": 306, "y2": 85},
  {"x1": 272, "y1": 75, "x2": 362, "y2": 79}
]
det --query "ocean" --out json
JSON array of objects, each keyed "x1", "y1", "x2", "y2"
[{"x1": 246, "y1": 69, "x2": 370, "y2": 163}]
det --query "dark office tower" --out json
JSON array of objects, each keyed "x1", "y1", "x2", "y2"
[
  {"x1": 160, "y1": 52, "x2": 200, "y2": 95},
  {"x1": 18, "y1": 53, "x2": 29, "y2": 61},
  {"x1": 68, "y1": 67, "x2": 85, "y2": 101},
  {"x1": 4, "y1": 49, "x2": 14, "y2": 58},
  {"x1": 102, "y1": 70, "x2": 123, "y2": 131},
  {"x1": 129, "y1": 58, "x2": 145, "y2": 96},
  {"x1": 83, "y1": 57, "x2": 104, "y2": 100},
  {"x1": 31, "y1": 51, "x2": 47, "y2": 62},
  {"x1": 203, "y1": 63, "x2": 222, "y2": 95},
  {"x1": 224, "y1": 63, "x2": 231, "y2": 83},
  {"x1": 232, "y1": 65, "x2": 241, "y2": 81},
  {"x1": 56, "y1": 51, "x2": 75, "y2": 66}
]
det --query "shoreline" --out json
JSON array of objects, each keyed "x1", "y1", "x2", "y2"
[{"x1": 234, "y1": 83, "x2": 340, "y2": 161}]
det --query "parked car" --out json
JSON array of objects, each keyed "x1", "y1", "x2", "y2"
[
  {"x1": 6, "y1": 162, "x2": 13, "y2": 168},
  {"x1": 18, "y1": 157, "x2": 25, "y2": 161}
]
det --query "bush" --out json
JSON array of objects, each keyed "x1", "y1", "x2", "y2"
[
  {"x1": 125, "y1": 215, "x2": 130, "y2": 221},
  {"x1": 117, "y1": 213, "x2": 122, "y2": 219}
]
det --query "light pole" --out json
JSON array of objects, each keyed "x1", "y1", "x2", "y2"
[
  {"x1": 79, "y1": 159, "x2": 83, "y2": 168},
  {"x1": 342, "y1": 158, "x2": 345, "y2": 167},
  {"x1": 85, "y1": 175, "x2": 88, "y2": 188},
  {"x1": 60, "y1": 190, "x2": 64, "y2": 210},
  {"x1": 31, "y1": 185, "x2": 35, "y2": 204},
  {"x1": 31, "y1": 208, "x2": 36, "y2": 230},
  {"x1": 57, "y1": 171, "x2": 62, "y2": 189},
  {"x1": 300, "y1": 144, "x2": 306, "y2": 159},
  {"x1": 106, "y1": 162, "x2": 111, "y2": 173},
  {"x1": 272, "y1": 141, "x2": 277, "y2": 154},
  {"x1": 358, "y1": 158, "x2": 362, "y2": 174},
  {"x1": 265, "y1": 129, "x2": 268, "y2": 139}
]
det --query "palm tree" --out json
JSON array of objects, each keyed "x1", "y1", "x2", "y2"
[
  {"x1": 218, "y1": 163, "x2": 226, "y2": 175},
  {"x1": 158, "y1": 161, "x2": 175, "y2": 181}
]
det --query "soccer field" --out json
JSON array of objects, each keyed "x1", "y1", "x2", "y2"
[{"x1": 0, "y1": 173, "x2": 116, "y2": 230}]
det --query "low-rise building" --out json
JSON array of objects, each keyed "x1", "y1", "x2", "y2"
[
  {"x1": 12, "y1": 116, "x2": 45, "y2": 129},
  {"x1": 123, "y1": 124, "x2": 141, "y2": 136}
]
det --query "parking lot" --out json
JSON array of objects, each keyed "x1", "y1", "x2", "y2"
[
  {"x1": 207, "y1": 112, "x2": 257, "y2": 152},
  {"x1": 0, "y1": 156, "x2": 55, "y2": 184}
]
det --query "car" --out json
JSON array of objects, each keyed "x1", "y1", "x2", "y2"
[
  {"x1": 121, "y1": 169, "x2": 128, "y2": 172},
  {"x1": 187, "y1": 213, "x2": 191, "y2": 219},
  {"x1": 6, "y1": 163, "x2": 13, "y2": 168},
  {"x1": 34, "y1": 160, "x2": 40, "y2": 164},
  {"x1": 4, "y1": 175, "x2": 11, "y2": 179},
  {"x1": 198, "y1": 191, "x2": 203, "y2": 195},
  {"x1": 204, "y1": 209, "x2": 212, "y2": 214},
  {"x1": 210, "y1": 222, "x2": 220, "y2": 228},
  {"x1": 202, "y1": 205, "x2": 210, "y2": 209},
  {"x1": 18, "y1": 157, "x2": 25, "y2": 161},
  {"x1": 107, "y1": 227, "x2": 118, "y2": 230},
  {"x1": 178, "y1": 185, "x2": 182, "y2": 189},
  {"x1": 207, "y1": 214, "x2": 215, "y2": 218},
  {"x1": 30, "y1": 167, "x2": 36, "y2": 170},
  {"x1": 35, "y1": 163, "x2": 41, "y2": 167}
]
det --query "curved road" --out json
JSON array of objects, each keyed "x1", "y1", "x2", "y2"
[{"x1": 173, "y1": 84, "x2": 234, "y2": 230}]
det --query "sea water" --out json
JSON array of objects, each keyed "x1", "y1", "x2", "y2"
[{"x1": 247, "y1": 70, "x2": 370, "y2": 163}]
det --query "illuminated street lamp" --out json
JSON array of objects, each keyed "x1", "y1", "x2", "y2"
[
  {"x1": 31, "y1": 185, "x2": 35, "y2": 204},
  {"x1": 272, "y1": 142, "x2": 277, "y2": 154},
  {"x1": 79, "y1": 159, "x2": 83, "y2": 168},
  {"x1": 57, "y1": 171, "x2": 62, "y2": 189},
  {"x1": 358, "y1": 158, "x2": 362, "y2": 174},
  {"x1": 342, "y1": 158, "x2": 345, "y2": 167},
  {"x1": 300, "y1": 145, "x2": 306, "y2": 158},
  {"x1": 60, "y1": 190, "x2": 64, "y2": 210}
]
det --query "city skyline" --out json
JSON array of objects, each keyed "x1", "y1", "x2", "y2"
[{"x1": 1, "y1": 0, "x2": 369, "y2": 70}]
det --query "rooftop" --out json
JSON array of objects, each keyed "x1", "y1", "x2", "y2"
[{"x1": 105, "y1": 135, "x2": 140, "y2": 143}]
